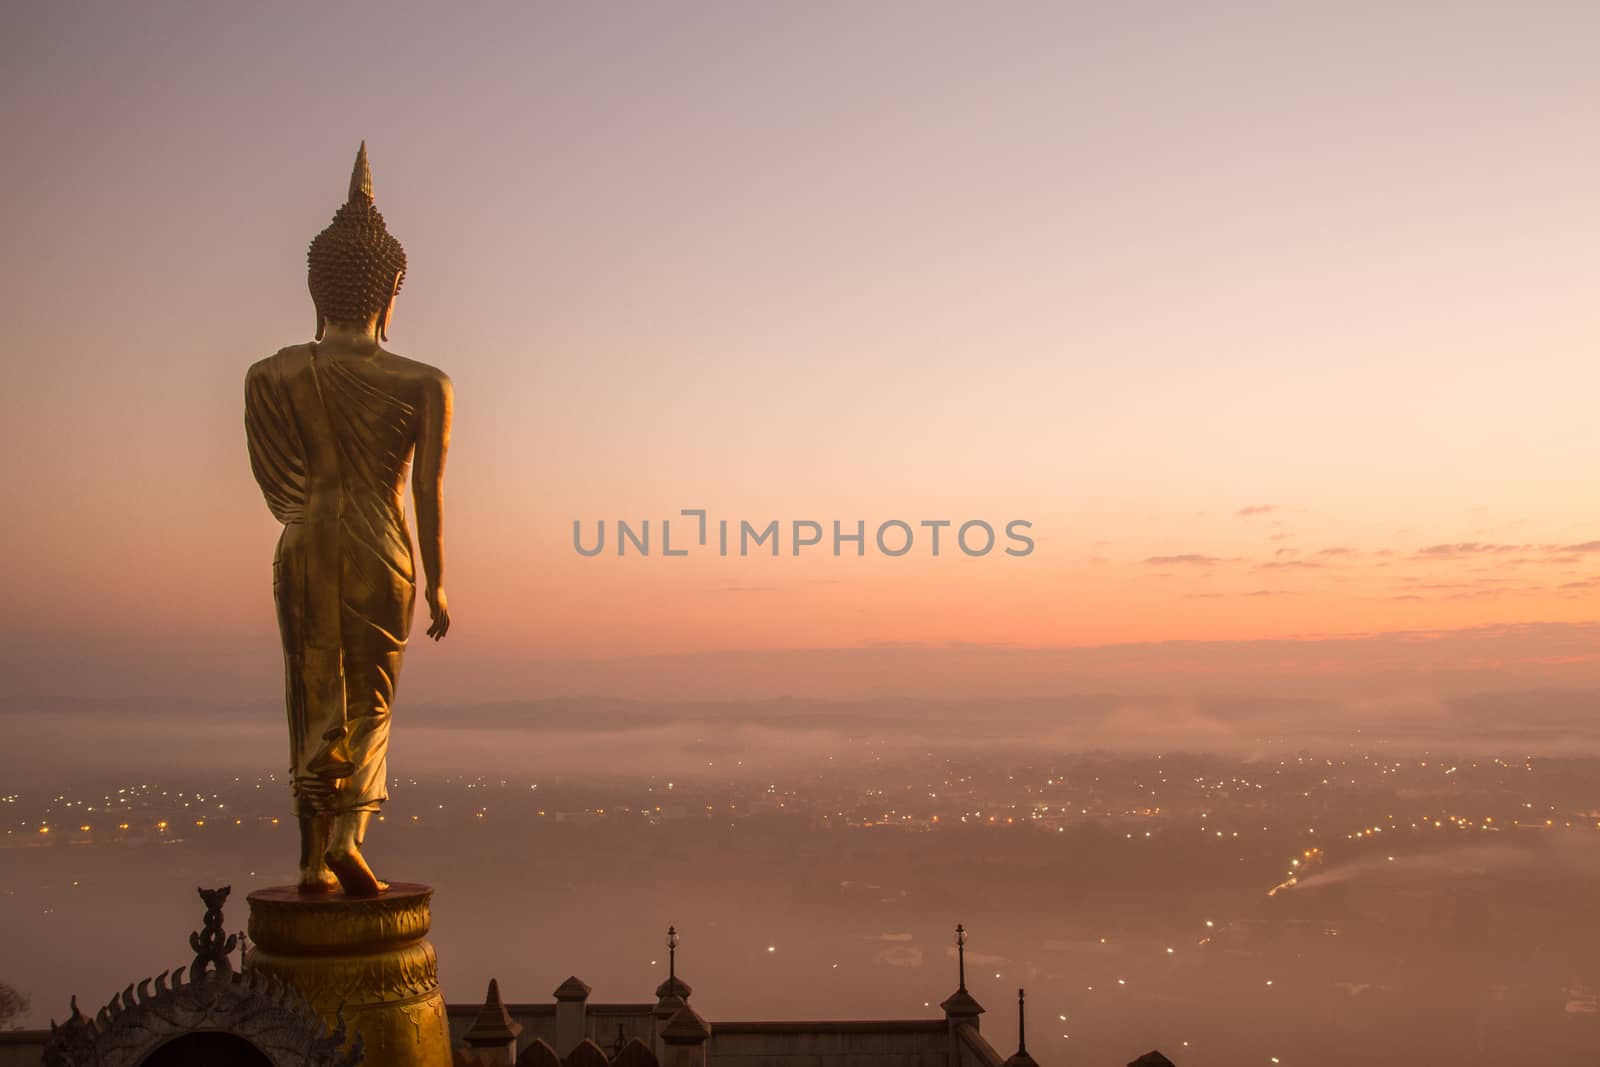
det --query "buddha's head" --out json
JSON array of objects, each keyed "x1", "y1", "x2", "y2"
[{"x1": 308, "y1": 142, "x2": 407, "y2": 341}]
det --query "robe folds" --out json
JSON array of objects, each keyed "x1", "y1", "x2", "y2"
[{"x1": 245, "y1": 342, "x2": 417, "y2": 816}]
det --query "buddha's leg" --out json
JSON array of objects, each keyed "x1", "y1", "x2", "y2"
[
  {"x1": 326, "y1": 810, "x2": 386, "y2": 897},
  {"x1": 326, "y1": 703, "x2": 391, "y2": 897},
  {"x1": 325, "y1": 599, "x2": 407, "y2": 897},
  {"x1": 276, "y1": 534, "x2": 341, "y2": 893},
  {"x1": 295, "y1": 814, "x2": 337, "y2": 893},
  {"x1": 293, "y1": 644, "x2": 349, "y2": 892}
]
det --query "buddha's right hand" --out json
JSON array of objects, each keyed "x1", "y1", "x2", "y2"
[{"x1": 426, "y1": 585, "x2": 450, "y2": 640}]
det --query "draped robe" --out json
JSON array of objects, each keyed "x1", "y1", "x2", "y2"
[{"x1": 245, "y1": 342, "x2": 418, "y2": 815}]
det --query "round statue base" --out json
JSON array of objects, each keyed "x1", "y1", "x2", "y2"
[{"x1": 246, "y1": 883, "x2": 451, "y2": 1067}]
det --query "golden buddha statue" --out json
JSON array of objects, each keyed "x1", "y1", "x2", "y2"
[{"x1": 245, "y1": 143, "x2": 453, "y2": 897}]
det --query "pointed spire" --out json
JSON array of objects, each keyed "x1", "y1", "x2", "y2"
[
  {"x1": 463, "y1": 977, "x2": 522, "y2": 1047},
  {"x1": 657, "y1": 924, "x2": 692, "y2": 1000},
  {"x1": 348, "y1": 141, "x2": 374, "y2": 206},
  {"x1": 941, "y1": 922, "x2": 984, "y2": 1021},
  {"x1": 1001, "y1": 988, "x2": 1038, "y2": 1067}
]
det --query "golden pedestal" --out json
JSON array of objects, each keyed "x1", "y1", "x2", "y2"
[{"x1": 246, "y1": 883, "x2": 451, "y2": 1067}]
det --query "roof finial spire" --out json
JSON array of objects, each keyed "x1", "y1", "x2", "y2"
[
  {"x1": 1000, "y1": 986, "x2": 1037, "y2": 1067},
  {"x1": 348, "y1": 141, "x2": 374, "y2": 206},
  {"x1": 955, "y1": 923, "x2": 968, "y2": 991},
  {"x1": 463, "y1": 977, "x2": 522, "y2": 1050},
  {"x1": 938, "y1": 923, "x2": 985, "y2": 1023}
]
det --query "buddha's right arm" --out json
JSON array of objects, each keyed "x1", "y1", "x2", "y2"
[{"x1": 413, "y1": 371, "x2": 453, "y2": 610}]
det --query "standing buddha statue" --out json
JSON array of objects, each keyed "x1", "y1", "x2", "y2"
[{"x1": 244, "y1": 143, "x2": 453, "y2": 897}]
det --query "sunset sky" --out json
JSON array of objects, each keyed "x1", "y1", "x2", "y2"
[{"x1": 4, "y1": 2, "x2": 1599, "y2": 704}]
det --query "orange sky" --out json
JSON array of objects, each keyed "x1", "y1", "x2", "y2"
[{"x1": 3, "y1": 3, "x2": 1599, "y2": 702}]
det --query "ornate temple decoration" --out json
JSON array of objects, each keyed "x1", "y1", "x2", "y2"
[{"x1": 42, "y1": 887, "x2": 362, "y2": 1067}]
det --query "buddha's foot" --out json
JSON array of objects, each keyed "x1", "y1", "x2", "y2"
[
  {"x1": 325, "y1": 845, "x2": 388, "y2": 897},
  {"x1": 297, "y1": 867, "x2": 341, "y2": 894}
]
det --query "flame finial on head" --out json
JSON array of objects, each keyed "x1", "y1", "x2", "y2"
[
  {"x1": 308, "y1": 141, "x2": 407, "y2": 338},
  {"x1": 349, "y1": 141, "x2": 374, "y2": 206}
]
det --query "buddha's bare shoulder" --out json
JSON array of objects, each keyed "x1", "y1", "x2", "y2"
[
  {"x1": 376, "y1": 348, "x2": 452, "y2": 392},
  {"x1": 246, "y1": 343, "x2": 315, "y2": 381}
]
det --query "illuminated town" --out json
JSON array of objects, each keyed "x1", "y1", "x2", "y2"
[{"x1": 7, "y1": 745, "x2": 1599, "y2": 1065}]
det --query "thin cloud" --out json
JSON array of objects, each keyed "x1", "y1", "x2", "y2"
[
  {"x1": 1144, "y1": 554, "x2": 1227, "y2": 566},
  {"x1": 1411, "y1": 539, "x2": 1600, "y2": 563},
  {"x1": 1235, "y1": 505, "x2": 1276, "y2": 518},
  {"x1": 1414, "y1": 542, "x2": 1528, "y2": 559}
]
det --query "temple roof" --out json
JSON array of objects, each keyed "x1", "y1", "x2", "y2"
[
  {"x1": 661, "y1": 1003, "x2": 712, "y2": 1043},
  {"x1": 553, "y1": 976, "x2": 593, "y2": 1001},
  {"x1": 654, "y1": 975, "x2": 693, "y2": 1000},
  {"x1": 564, "y1": 1038, "x2": 610, "y2": 1067},
  {"x1": 938, "y1": 988, "x2": 985, "y2": 1017},
  {"x1": 464, "y1": 978, "x2": 522, "y2": 1045},
  {"x1": 1128, "y1": 1053, "x2": 1176, "y2": 1067},
  {"x1": 516, "y1": 1038, "x2": 562, "y2": 1067},
  {"x1": 611, "y1": 1037, "x2": 660, "y2": 1067}
]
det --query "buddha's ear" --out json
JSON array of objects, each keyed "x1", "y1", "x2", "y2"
[
  {"x1": 313, "y1": 297, "x2": 325, "y2": 341},
  {"x1": 378, "y1": 270, "x2": 401, "y2": 343}
]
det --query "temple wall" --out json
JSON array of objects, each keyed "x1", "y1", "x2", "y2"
[
  {"x1": 0, "y1": 1031, "x2": 46, "y2": 1067},
  {"x1": 707, "y1": 1020, "x2": 949, "y2": 1067},
  {"x1": 446, "y1": 1002, "x2": 656, "y2": 1060}
]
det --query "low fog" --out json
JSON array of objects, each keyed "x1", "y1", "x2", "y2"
[{"x1": 6, "y1": 687, "x2": 1600, "y2": 1066}]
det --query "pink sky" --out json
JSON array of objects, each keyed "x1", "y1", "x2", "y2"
[{"x1": 3, "y1": 3, "x2": 1600, "y2": 703}]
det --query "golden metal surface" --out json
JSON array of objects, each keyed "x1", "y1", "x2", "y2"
[
  {"x1": 245, "y1": 144, "x2": 453, "y2": 897},
  {"x1": 247, "y1": 884, "x2": 451, "y2": 1067}
]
